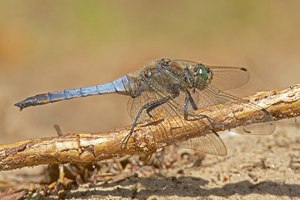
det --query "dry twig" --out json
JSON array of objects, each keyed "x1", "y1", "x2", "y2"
[{"x1": 0, "y1": 85, "x2": 299, "y2": 171}]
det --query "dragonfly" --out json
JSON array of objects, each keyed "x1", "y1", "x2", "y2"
[{"x1": 15, "y1": 58, "x2": 275, "y2": 155}]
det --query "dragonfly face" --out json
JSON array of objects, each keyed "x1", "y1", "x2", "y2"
[{"x1": 192, "y1": 63, "x2": 213, "y2": 90}]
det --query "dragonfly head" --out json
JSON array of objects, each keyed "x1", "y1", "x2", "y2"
[{"x1": 193, "y1": 64, "x2": 213, "y2": 89}]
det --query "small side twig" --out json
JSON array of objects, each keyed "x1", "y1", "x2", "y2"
[{"x1": 0, "y1": 85, "x2": 299, "y2": 171}]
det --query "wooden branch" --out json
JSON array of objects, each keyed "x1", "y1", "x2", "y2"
[{"x1": 1, "y1": 85, "x2": 299, "y2": 171}]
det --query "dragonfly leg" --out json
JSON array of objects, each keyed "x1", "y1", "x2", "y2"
[
  {"x1": 183, "y1": 90, "x2": 198, "y2": 119},
  {"x1": 146, "y1": 92, "x2": 179, "y2": 118},
  {"x1": 121, "y1": 95, "x2": 176, "y2": 149},
  {"x1": 183, "y1": 90, "x2": 216, "y2": 128},
  {"x1": 186, "y1": 90, "x2": 198, "y2": 110},
  {"x1": 131, "y1": 81, "x2": 144, "y2": 98}
]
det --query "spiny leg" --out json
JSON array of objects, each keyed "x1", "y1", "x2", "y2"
[
  {"x1": 183, "y1": 90, "x2": 215, "y2": 128},
  {"x1": 146, "y1": 92, "x2": 179, "y2": 118},
  {"x1": 121, "y1": 95, "x2": 174, "y2": 149},
  {"x1": 185, "y1": 89, "x2": 198, "y2": 110}
]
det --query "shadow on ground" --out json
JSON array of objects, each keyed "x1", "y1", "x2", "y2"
[{"x1": 68, "y1": 176, "x2": 300, "y2": 199}]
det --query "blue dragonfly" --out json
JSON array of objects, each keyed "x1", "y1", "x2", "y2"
[{"x1": 15, "y1": 58, "x2": 275, "y2": 155}]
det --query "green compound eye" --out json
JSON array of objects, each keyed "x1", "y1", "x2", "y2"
[{"x1": 197, "y1": 64, "x2": 209, "y2": 81}]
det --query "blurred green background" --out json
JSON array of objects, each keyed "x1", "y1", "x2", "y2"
[{"x1": 0, "y1": 1, "x2": 299, "y2": 143}]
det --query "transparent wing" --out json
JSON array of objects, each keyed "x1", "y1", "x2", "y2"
[
  {"x1": 209, "y1": 66, "x2": 250, "y2": 91},
  {"x1": 195, "y1": 84, "x2": 275, "y2": 135},
  {"x1": 128, "y1": 90, "x2": 159, "y2": 122},
  {"x1": 178, "y1": 132, "x2": 227, "y2": 156},
  {"x1": 127, "y1": 66, "x2": 227, "y2": 156},
  {"x1": 127, "y1": 75, "x2": 183, "y2": 123},
  {"x1": 128, "y1": 90, "x2": 183, "y2": 123},
  {"x1": 171, "y1": 59, "x2": 250, "y2": 91}
]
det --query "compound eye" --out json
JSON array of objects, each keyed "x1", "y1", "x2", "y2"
[{"x1": 196, "y1": 63, "x2": 206, "y2": 71}]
